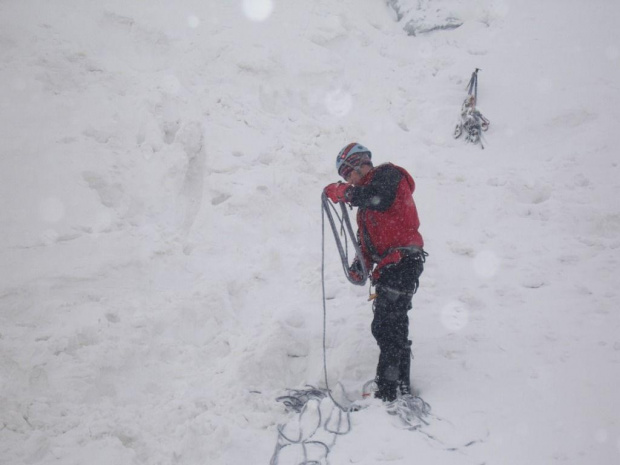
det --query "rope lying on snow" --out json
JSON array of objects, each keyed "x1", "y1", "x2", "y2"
[
  {"x1": 269, "y1": 385, "x2": 352, "y2": 465},
  {"x1": 389, "y1": 394, "x2": 431, "y2": 430}
]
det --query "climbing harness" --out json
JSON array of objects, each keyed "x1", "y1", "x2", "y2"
[
  {"x1": 454, "y1": 68, "x2": 490, "y2": 149},
  {"x1": 320, "y1": 193, "x2": 368, "y2": 286}
]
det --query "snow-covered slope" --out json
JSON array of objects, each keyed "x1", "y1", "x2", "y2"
[{"x1": 1, "y1": 1, "x2": 619, "y2": 464}]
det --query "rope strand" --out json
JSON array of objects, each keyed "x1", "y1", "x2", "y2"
[{"x1": 269, "y1": 198, "x2": 357, "y2": 465}]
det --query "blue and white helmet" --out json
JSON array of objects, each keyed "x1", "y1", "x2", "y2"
[{"x1": 336, "y1": 142, "x2": 372, "y2": 178}]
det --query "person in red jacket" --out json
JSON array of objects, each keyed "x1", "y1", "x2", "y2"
[{"x1": 324, "y1": 142, "x2": 427, "y2": 402}]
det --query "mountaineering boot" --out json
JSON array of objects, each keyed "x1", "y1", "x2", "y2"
[
  {"x1": 374, "y1": 389, "x2": 397, "y2": 403},
  {"x1": 374, "y1": 373, "x2": 398, "y2": 402}
]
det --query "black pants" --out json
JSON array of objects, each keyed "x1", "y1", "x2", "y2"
[{"x1": 371, "y1": 253, "x2": 424, "y2": 402}]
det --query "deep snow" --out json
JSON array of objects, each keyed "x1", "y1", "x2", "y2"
[{"x1": 1, "y1": 0, "x2": 619, "y2": 464}]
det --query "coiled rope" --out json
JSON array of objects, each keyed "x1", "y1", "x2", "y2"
[{"x1": 320, "y1": 193, "x2": 368, "y2": 286}]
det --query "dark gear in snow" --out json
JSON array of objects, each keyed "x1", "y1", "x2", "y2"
[{"x1": 454, "y1": 68, "x2": 490, "y2": 148}]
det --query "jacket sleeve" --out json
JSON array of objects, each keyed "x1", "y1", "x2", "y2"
[{"x1": 347, "y1": 165, "x2": 402, "y2": 212}]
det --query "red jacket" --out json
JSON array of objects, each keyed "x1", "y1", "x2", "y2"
[{"x1": 348, "y1": 163, "x2": 424, "y2": 280}]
